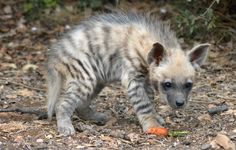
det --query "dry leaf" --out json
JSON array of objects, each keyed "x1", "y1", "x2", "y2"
[
  {"x1": 165, "y1": 116, "x2": 176, "y2": 126},
  {"x1": 0, "y1": 121, "x2": 27, "y2": 133},
  {"x1": 21, "y1": 38, "x2": 31, "y2": 46},
  {"x1": 0, "y1": 85, "x2": 4, "y2": 91},
  {"x1": 33, "y1": 120, "x2": 50, "y2": 125},
  {"x1": 214, "y1": 133, "x2": 235, "y2": 150},
  {"x1": 221, "y1": 109, "x2": 236, "y2": 116},
  {"x1": 233, "y1": 129, "x2": 236, "y2": 133},
  {"x1": 197, "y1": 114, "x2": 211, "y2": 123},
  {"x1": 45, "y1": 134, "x2": 53, "y2": 139},
  {"x1": 5, "y1": 94, "x2": 17, "y2": 99},
  {"x1": 34, "y1": 43, "x2": 46, "y2": 51},
  {"x1": 100, "y1": 135, "x2": 113, "y2": 142},
  {"x1": 127, "y1": 133, "x2": 140, "y2": 143},
  {"x1": 208, "y1": 104, "x2": 216, "y2": 109},
  {"x1": 1, "y1": 63, "x2": 17, "y2": 69},
  {"x1": 14, "y1": 136, "x2": 24, "y2": 143},
  {"x1": 3, "y1": 104, "x2": 9, "y2": 109},
  {"x1": 17, "y1": 89, "x2": 34, "y2": 97},
  {"x1": 159, "y1": 105, "x2": 171, "y2": 115},
  {"x1": 210, "y1": 140, "x2": 221, "y2": 149},
  {"x1": 76, "y1": 145, "x2": 85, "y2": 149},
  {"x1": 22, "y1": 64, "x2": 38, "y2": 72}
]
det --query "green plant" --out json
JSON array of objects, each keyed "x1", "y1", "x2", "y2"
[
  {"x1": 23, "y1": 0, "x2": 59, "y2": 20},
  {"x1": 78, "y1": 0, "x2": 103, "y2": 10},
  {"x1": 170, "y1": 0, "x2": 230, "y2": 42}
]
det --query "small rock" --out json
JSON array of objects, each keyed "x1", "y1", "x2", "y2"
[
  {"x1": 31, "y1": 27, "x2": 38, "y2": 32},
  {"x1": 229, "y1": 133, "x2": 236, "y2": 140},
  {"x1": 36, "y1": 139, "x2": 43, "y2": 143},
  {"x1": 160, "y1": 8, "x2": 167, "y2": 14},
  {"x1": 201, "y1": 143, "x2": 212, "y2": 150},
  {"x1": 3, "y1": 5, "x2": 12, "y2": 14},
  {"x1": 65, "y1": 25, "x2": 71, "y2": 30}
]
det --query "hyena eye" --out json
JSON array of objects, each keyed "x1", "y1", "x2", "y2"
[
  {"x1": 185, "y1": 82, "x2": 193, "y2": 89},
  {"x1": 163, "y1": 82, "x2": 172, "y2": 90}
]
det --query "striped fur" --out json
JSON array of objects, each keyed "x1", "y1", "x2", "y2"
[{"x1": 47, "y1": 12, "x2": 209, "y2": 135}]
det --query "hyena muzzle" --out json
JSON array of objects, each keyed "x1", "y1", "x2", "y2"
[{"x1": 46, "y1": 12, "x2": 210, "y2": 135}]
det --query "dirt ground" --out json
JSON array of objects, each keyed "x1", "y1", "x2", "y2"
[{"x1": 0, "y1": 1, "x2": 236, "y2": 149}]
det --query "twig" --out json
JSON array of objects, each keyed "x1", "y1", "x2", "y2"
[
  {"x1": 0, "y1": 78, "x2": 46, "y2": 92},
  {"x1": 216, "y1": 11, "x2": 236, "y2": 24},
  {"x1": 189, "y1": 100, "x2": 210, "y2": 104},
  {"x1": 201, "y1": 0, "x2": 218, "y2": 17},
  {"x1": 216, "y1": 95, "x2": 236, "y2": 101}
]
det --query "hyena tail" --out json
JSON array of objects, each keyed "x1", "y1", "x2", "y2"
[{"x1": 47, "y1": 66, "x2": 62, "y2": 120}]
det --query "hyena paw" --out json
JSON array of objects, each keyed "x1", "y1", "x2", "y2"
[
  {"x1": 141, "y1": 115, "x2": 163, "y2": 132},
  {"x1": 92, "y1": 112, "x2": 108, "y2": 125},
  {"x1": 57, "y1": 122, "x2": 75, "y2": 136},
  {"x1": 156, "y1": 114, "x2": 165, "y2": 125}
]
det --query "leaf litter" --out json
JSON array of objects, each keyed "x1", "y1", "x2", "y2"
[{"x1": 0, "y1": 0, "x2": 235, "y2": 149}]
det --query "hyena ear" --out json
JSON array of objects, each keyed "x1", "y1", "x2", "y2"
[
  {"x1": 147, "y1": 42, "x2": 165, "y2": 65},
  {"x1": 188, "y1": 43, "x2": 210, "y2": 68}
]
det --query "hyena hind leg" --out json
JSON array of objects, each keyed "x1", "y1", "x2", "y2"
[
  {"x1": 76, "y1": 106, "x2": 108, "y2": 125},
  {"x1": 55, "y1": 80, "x2": 93, "y2": 135},
  {"x1": 75, "y1": 84, "x2": 108, "y2": 125}
]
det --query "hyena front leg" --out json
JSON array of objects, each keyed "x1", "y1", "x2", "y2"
[
  {"x1": 145, "y1": 84, "x2": 165, "y2": 125},
  {"x1": 75, "y1": 84, "x2": 108, "y2": 125},
  {"x1": 125, "y1": 74, "x2": 162, "y2": 131}
]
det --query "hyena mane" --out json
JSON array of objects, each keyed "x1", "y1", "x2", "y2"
[{"x1": 46, "y1": 12, "x2": 209, "y2": 135}]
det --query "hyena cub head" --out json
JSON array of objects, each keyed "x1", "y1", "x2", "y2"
[{"x1": 148, "y1": 42, "x2": 210, "y2": 109}]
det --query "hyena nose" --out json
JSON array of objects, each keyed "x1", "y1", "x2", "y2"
[{"x1": 176, "y1": 100, "x2": 185, "y2": 107}]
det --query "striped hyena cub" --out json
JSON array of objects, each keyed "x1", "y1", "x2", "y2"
[{"x1": 47, "y1": 12, "x2": 210, "y2": 135}]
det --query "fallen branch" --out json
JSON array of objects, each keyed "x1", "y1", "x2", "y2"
[
  {"x1": 0, "y1": 78, "x2": 46, "y2": 92},
  {"x1": 0, "y1": 108, "x2": 48, "y2": 119},
  {"x1": 208, "y1": 104, "x2": 228, "y2": 115}
]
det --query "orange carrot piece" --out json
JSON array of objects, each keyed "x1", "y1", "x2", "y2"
[{"x1": 146, "y1": 127, "x2": 168, "y2": 136}]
